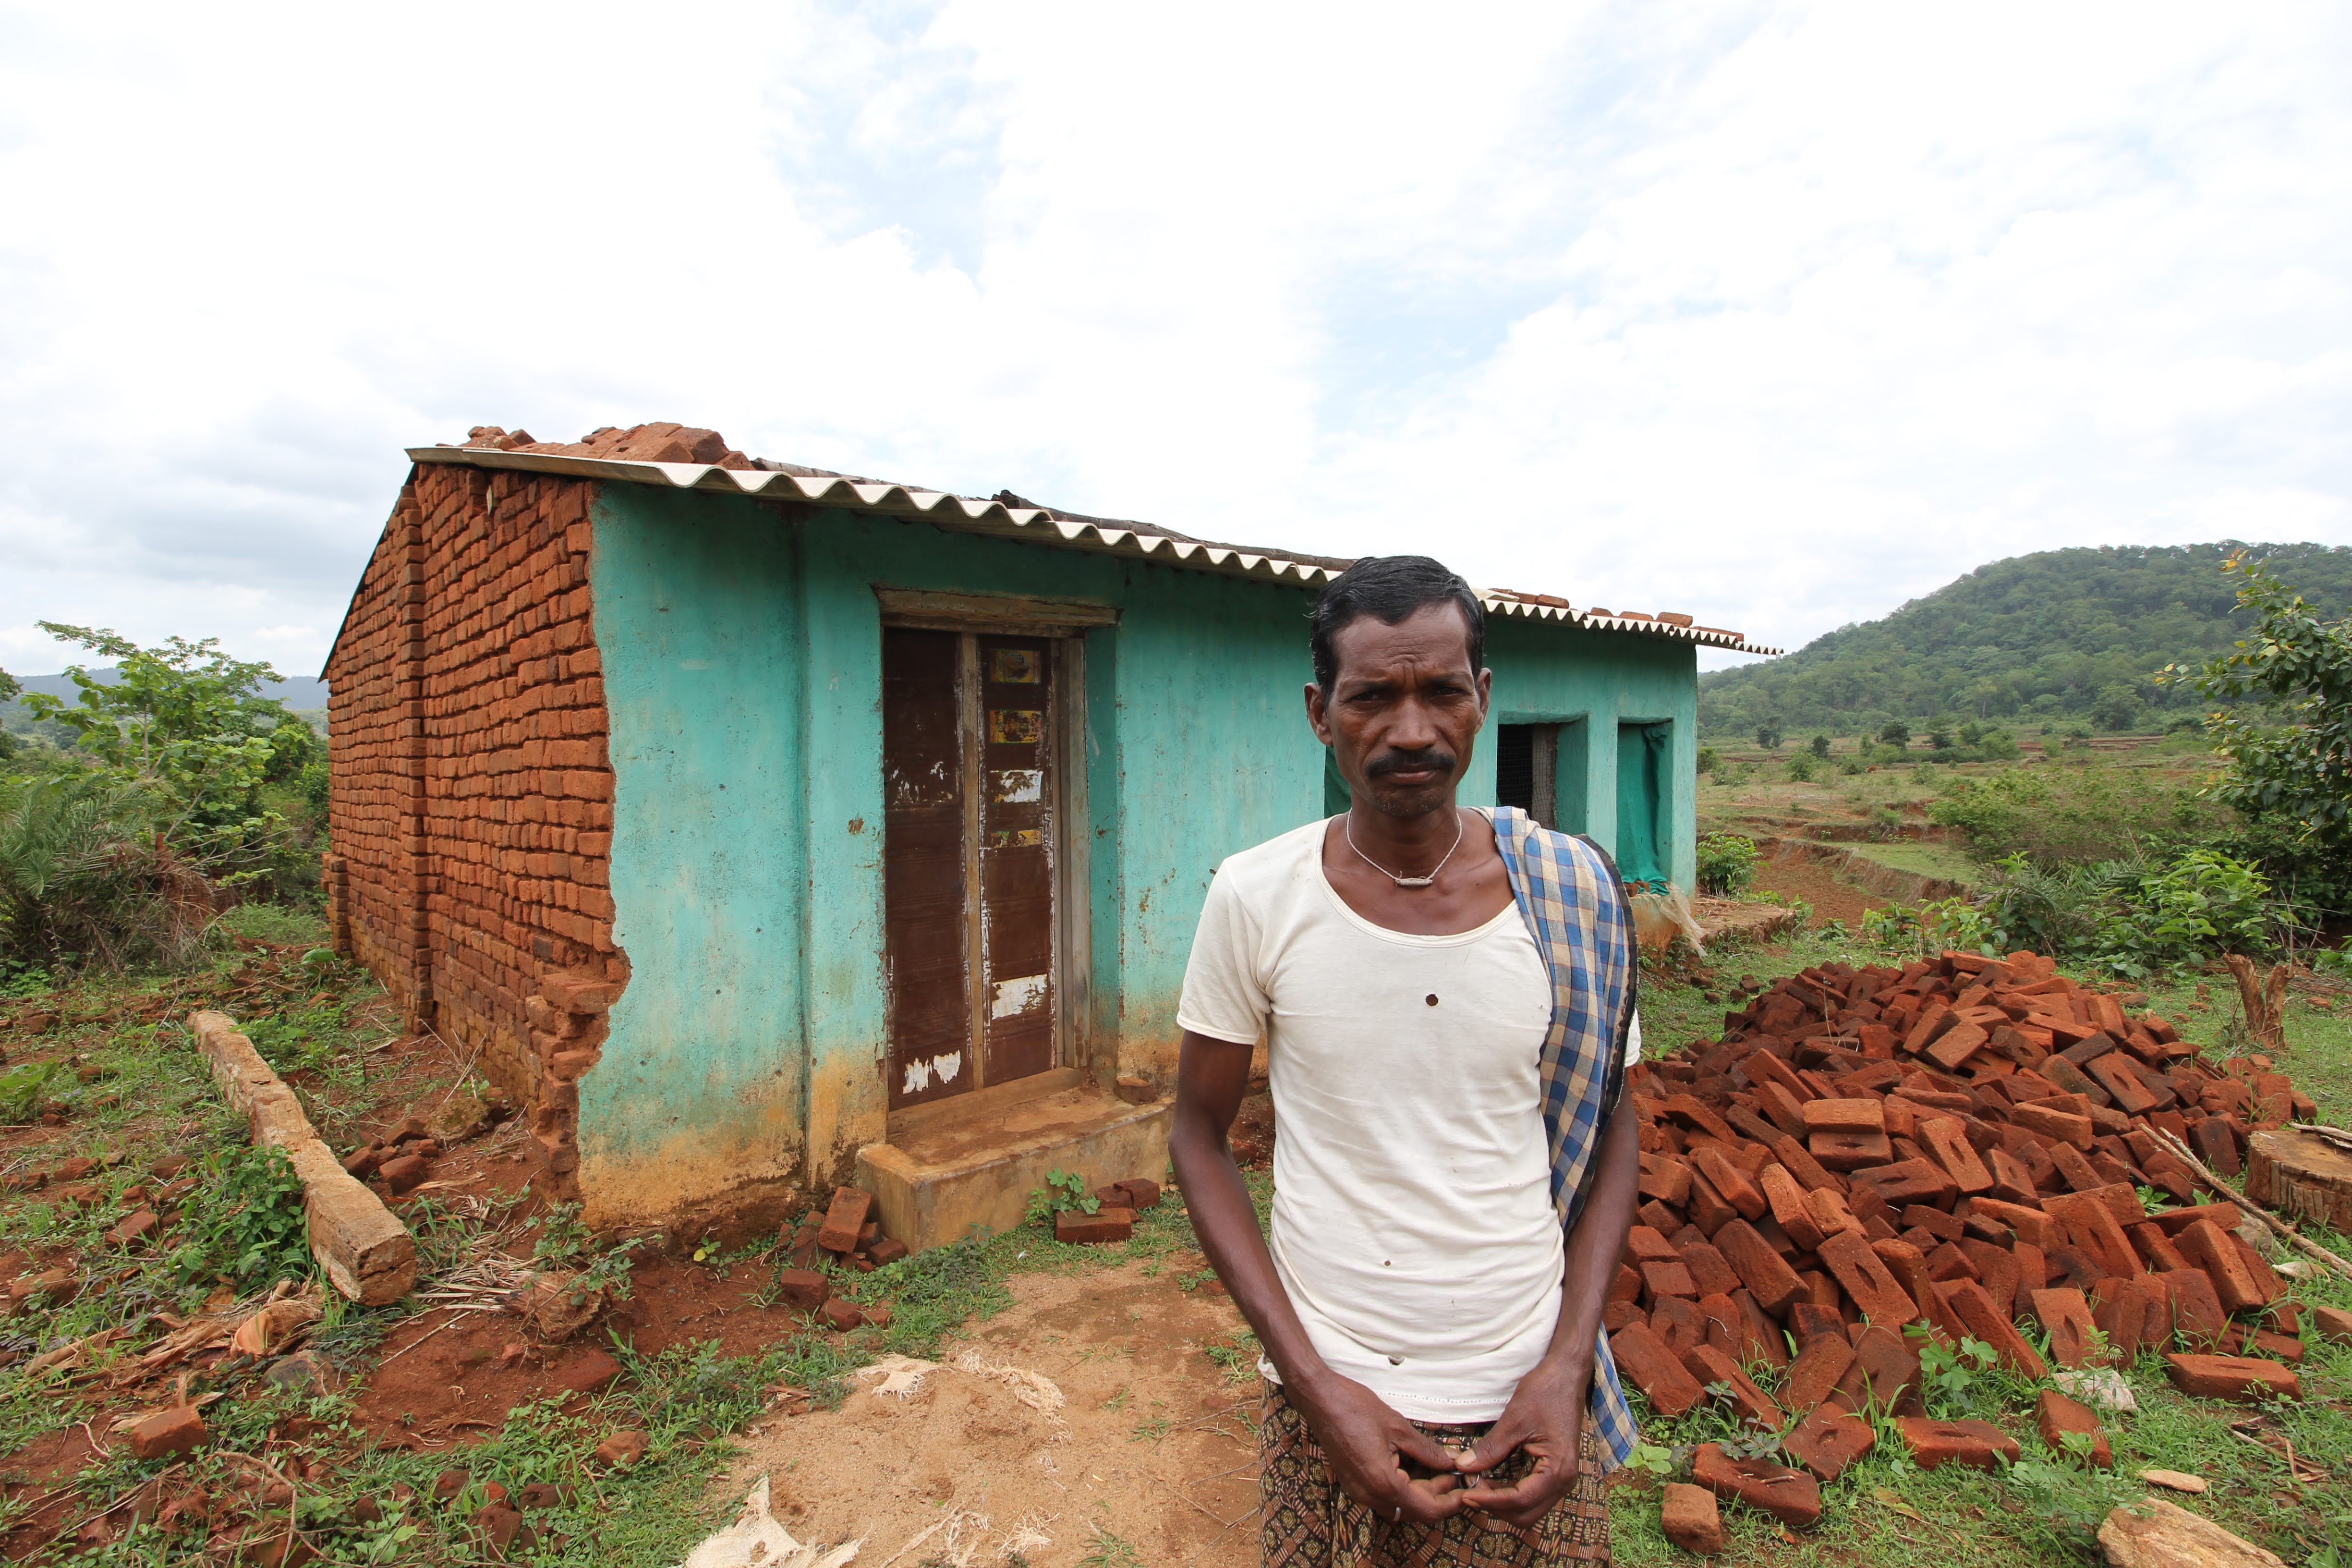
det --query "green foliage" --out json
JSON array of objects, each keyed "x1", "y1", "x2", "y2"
[
  {"x1": 2178, "y1": 552, "x2": 2352, "y2": 851},
  {"x1": 1930, "y1": 764, "x2": 2215, "y2": 868},
  {"x1": 1694, "y1": 745, "x2": 1719, "y2": 775},
  {"x1": 1784, "y1": 752, "x2": 1817, "y2": 783},
  {"x1": 1755, "y1": 721, "x2": 1783, "y2": 749},
  {"x1": 1860, "y1": 896, "x2": 1995, "y2": 958},
  {"x1": 2096, "y1": 850, "x2": 2278, "y2": 977},
  {"x1": 0, "y1": 772, "x2": 215, "y2": 976},
  {"x1": 1809, "y1": 733, "x2": 1831, "y2": 759},
  {"x1": 530, "y1": 1202, "x2": 646, "y2": 1302},
  {"x1": 0, "y1": 1061, "x2": 63, "y2": 1124},
  {"x1": 166, "y1": 1143, "x2": 314, "y2": 1294},
  {"x1": 1695, "y1": 833, "x2": 1760, "y2": 896},
  {"x1": 1702, "y1": 540, "x2": 2352, "y2": 738},
  {"x1": 18, "y1": 624, "x2": 313, "y2": 824},
  {"x1": 1025, "y1": 1167, "x2": 1100, "y2": 1226},
  {"x1": 1915, "y1": 1334, "x2": 1999, "y2": 1417},
  {"x1": 1879, "y1": 720, "x2": 1911, "y2": 747}
]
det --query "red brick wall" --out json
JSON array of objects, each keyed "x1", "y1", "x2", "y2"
[{"x1": 326, "y1": 463, "x2": 622, "y2": 1195}]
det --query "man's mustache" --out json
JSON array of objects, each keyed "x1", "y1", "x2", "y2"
[{"x1": 1367, "y1": 749, "x2": 1456, "y2": 780}]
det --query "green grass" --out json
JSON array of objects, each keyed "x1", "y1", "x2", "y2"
[{"x1": 1848, "y1": 839, "x2": 1982, "y2": 888}]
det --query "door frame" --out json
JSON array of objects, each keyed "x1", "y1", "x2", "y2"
[{"x1": 873, "y1": 588, "x2": 1108, "y2": 1121}]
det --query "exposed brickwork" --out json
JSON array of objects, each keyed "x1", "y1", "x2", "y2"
[{"x1": 326, "y1": 462, "x2": 622, "y2": 1199}]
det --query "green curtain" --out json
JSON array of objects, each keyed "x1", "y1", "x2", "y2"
[{"x1": 1614, "y1": 723, "x2": 1669, "y2": 887}]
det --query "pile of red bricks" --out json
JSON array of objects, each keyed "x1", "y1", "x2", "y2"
[
  {"x1": 1613, "y1": 948, "x2": 2341, "y2": 1546},
  {"x1": 772, "y1": 1188, "x2": 907, "y2": 1332},
  {"x1": 1055, "y1": 1178, "x2": 1163, "y2": 1244}
]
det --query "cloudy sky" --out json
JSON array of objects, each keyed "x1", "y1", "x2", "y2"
[{"x1": 2, "y1": 2, "x2": 2347, "y2": 681}]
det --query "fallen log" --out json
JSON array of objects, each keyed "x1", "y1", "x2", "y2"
[{"x1": 188, "y1": 1011, "x2": 415, "y2": 1305}]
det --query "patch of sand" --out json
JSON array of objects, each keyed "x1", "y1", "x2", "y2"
[{"x1": 714, "y1": 1260, "x2": 1263, "y2": 1568}]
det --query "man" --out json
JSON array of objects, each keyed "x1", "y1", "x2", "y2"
[{"x1": 1169, "y1": 555, "x2": 1643, "y2": 1566}]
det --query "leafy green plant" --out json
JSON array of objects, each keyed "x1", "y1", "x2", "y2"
[
  {"x1": 1695, "y1": 833, "x2": 1760, "y2": 897},
  {"x1": 166, "y1": 1143, "x2": 313, "y2": 1293},
  {"x1": 2097, "y1": 849, "x2": 2278, "y2": 977},
  {"x1": 529, "y1": 1201, "x2": 645, "y2": 1301},
  {"x1": 1695, "y1": 745, "x2": 1719, "y2": 775},
  {"x1": 1784, "y1": 752, "x2": 1817, "y2": 783},
  {"x1": 0, "y1": 773, "x2": 215, "y2": 974},
  {"x1": 1024, "y1": 1167, "x2": 1098, "y2": 1226},
  {"x1": 1915, "y1": 1334, "x2": 1998, "y2": 1417},
  {"x1": 0, "y1": 1061, "x2": 64, "y2": 1124}
]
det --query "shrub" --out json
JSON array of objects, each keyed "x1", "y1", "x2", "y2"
[
  {"x1": 1930, "y1": 765, "x2": 2214, "y2": 868},
  {"x1": 1695, "y1": 833, "x2": 1760, "y2": 896},
  {"x1": 167, "y1": 1143, "x2": 313, "y2": 1295},
  {"x1": 1808, "y1": 734, "x2": 1831, "y2": 760},
  {"x1": 1695, "y1": 746, "x2": 1719, "y2": 776},
  {"x1": 2097, "y1": 850, "x2": 2278, "y2": 978},
  {"x1": 0, "y1": 774, "x2": 214, "y2": 977},
  {"x1": 1785, "y1": 753, "x2": 1817, "y2": 783}
]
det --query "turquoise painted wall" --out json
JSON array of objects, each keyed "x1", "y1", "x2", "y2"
[{"x1": 585, "y1": 485, "x2": 1699, "y2": 1222}]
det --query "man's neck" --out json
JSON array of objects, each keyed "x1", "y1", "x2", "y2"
[{"x1": 1345, "y1": 796, "x2": 1465, "y2": 864}]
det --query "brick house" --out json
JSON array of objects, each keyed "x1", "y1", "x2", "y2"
[{"x1": 322, "y1": 423, "x2": 1771, "y2": 1246}]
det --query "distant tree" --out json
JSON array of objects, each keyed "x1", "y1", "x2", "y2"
[
  {"x1": 1957, "y1": 720, "x2": 1985, "y2": 747},
  {"x1": 1755, "y1": 722, "x2": 1783, "y2": 749},
  {"x1": 1928, "y1": 726, "x2": 1953, "y2": 751},
  {"x1": 1808, "y1": 734, "x2": 1831, "y2": 760},
  {"x1": 1695, "y1": 745, "x2": 1720, "y2": 776},
  {"x1": 1879, "y1": 721, "x2": 1911, "y2": 748},
  {"x1": 2180, "y1": 555, "x2": 2352, "y2": 847},
  {"x1": 2092, "y1": 682, "x2": 2142, "y2": 732},
  {"x1": 0, "y1": 665, "x2": 17, "y2": 704},
  {"x1": 20, "y1": 624, "x2": 310, "y2": 827}
]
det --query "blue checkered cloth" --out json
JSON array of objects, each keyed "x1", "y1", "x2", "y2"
[{"x1": 1488, "y1": 805, "x2": 1641, "y2": 1471}]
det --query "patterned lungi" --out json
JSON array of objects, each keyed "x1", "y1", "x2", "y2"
[{"x1": 1258, "y1": 1381, "x2": 1611, "y2": 1567}]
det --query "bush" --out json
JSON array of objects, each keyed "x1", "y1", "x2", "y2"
[
  {"x1": 0, "y1": 774, "x2": 214, "y2": 978},
  {"x1": 2096, "y1": 850, "x2": 2278, "y2": 978},
  {"x1": 1695, "y1": 746, "x2": 1719, "y2": 776},
  {"x1": 167, "y1": 1143, "x2": 313, "y2": 1296},
  {"x1": 1930, "y1": 765, "x2": 2215, "y2": 868},
  {"x1": 1785, "y1": 754, "x2": 1817, "y2": 783},
  {"x1": 1696, "y1": 833, "x2": 1760, "y2": 896}
]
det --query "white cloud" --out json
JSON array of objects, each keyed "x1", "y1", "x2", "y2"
[{"x1": 0, "y1": 0, "x2": 2347, "y2": 680}]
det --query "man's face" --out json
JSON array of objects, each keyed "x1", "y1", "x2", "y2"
[{"x1": 1307, "y1": 601, "x2": 1491, "y2": 819}]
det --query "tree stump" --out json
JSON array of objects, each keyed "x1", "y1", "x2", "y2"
[
  {"x1": 2224, "y1": 953, "x2": 2288, "y2": 1053},
  {"x1": 2245, "y1": 1130, "x2": 2352, "y2": 1236}
]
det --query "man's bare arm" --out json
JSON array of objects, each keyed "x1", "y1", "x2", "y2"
[
  {"x1": 1457, "y1": 1092, "x2": 1642, "y2": 1522},
  {"x1": 1168, "y1": 1029, "x2": 1465, "y2": 1522}
]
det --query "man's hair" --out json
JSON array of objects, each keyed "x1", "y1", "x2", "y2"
[{"x1": 1309, "y1": 555, "x2": 1485, "y2": 692}]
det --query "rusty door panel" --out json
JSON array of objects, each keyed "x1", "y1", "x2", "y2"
[
  {"x1": 882, "y1": 629, "x2": 972, "y2": 1109},
  {"x1": 978, "y1": 635, "x2": 1055, "y2": 1085}
]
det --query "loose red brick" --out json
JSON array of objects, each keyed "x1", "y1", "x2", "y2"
[
  {"x1": 1800, "y1": 1098, "x2": 1885, "y2": 1134},
  {"x1": 869, "y1": 1237, "x2": 909, "y2": 1266},
  {"x1": 1681, "y1": 1343, "x2": 1781, "y2": 1428},
  {"x1": 1055, "y1": 1206, "x2": 1134, "y2": 1244},
  {"x1": 2029, "y1": 1287, "x2": 2102, "y2": 1369},
  {"x1": 1712, "y1": 1220, "x2": 1806, "y2": 1318},
  {"x1": 773, "y1": 1269, "x2": 829, "y2": 1311},
  {"x1": 1916, "y1": 1118, "x2": 1995, "y2": 1196},
  {"x1": 1660, "y1": 1482, "x2": 1724, "y2": 1555},
  {"x1": 591, "y1": 1431, "x2": 648, "y2": 1470},
  {"x1": 1691, "y1": 1147, "x2": 1768, "y2": 1222},
  {"x1": 2013, "y1": 1101, "x2": 2096, "y2": 1149},
  {"x1": 551, "y1": 1349, "x2": 623, "y2": 1395},
  {"x1": 1681, "y1": 1242, "x2": 1742, "y2": 1300},
  {"x1": 1827, "y1": 1324, "x2": 1920, "y2": 1414},
  {"x1": 1943, "y1": 1277, "x2": 2048, "y2": 1377},
  {"x1": 1783, "y1": 1405, "x2": 1874, "y2": 1483},
  {"x1": 1895, "y1": 1416, "x2": 2020, "y2": 1471},
  {"x1": 1641, "y1": 1261, "x2": 1700, "y2": 1302},
  {"x1": 1808, "y1": 1129, "x2": 1895, "y2": 1172},
  {"x1": 2034, "y1": 1388, "x2": 2111, "y2": 1467},
  {"x1": 1115, "y1": 1178, "x2": 1162, "y2": 1209},
  {"x1": 1787, "y1": 1301, "x2": 1846, "y2": 1349},
  {"x1": 2164, "y1": 1353, "x2": 2299, "y2": 1403},
  {"x1": 2311, "y1": 1304, "x2": 2352, "y2": 1346},
  {"x1": 378, "y1": 1154, "x2": 432, "y2": 1194},
  {"x1": 1653, "y1": 1296, "x2": 1706, "y2": 1355},
  {"x1": 1691, "y1": 1444, "x2": 1821, "y2": 1530},
  {"x1": 817, "y1": 1187, "x2": 874, "y2": 1253},
  {"x1": 1852, "y1": 1158, "x2": 1959, "y2": 1209},
  {"x1": 819, "y1": 1299, "x2": 865, "y2": 1332},
  {"x1": 1781, "y1": 1330, "x2": 1855, "y2": 1412},
  {"x1": 1610, "y1": 1321, "x2": 1707, "y2": 1418},
  {"x1": 2159, "y1": 1269, "x2": 2230, "y2": 1348},
  {"x1": 104, "y1": 1210, "x2": 160, "y2": 1249},
  {"x1": 1762, "y1": 1163, "x2": 1826, "y2": 1250},
  {"x1": 1817, "y1": 1230, "x2": 1918, "y2": 1325},
  {"x1": 127, "y1": 1407, "x2": 207, "y2": 1461},
  {"x1": 2171, "y1": 1219, "x2": 2266, "y2": 1313}
]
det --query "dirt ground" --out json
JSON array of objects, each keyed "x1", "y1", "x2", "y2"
[
  {"x1": 716, "y1": 1259, "x2": 1264, "y2": 1568},
  {"x1": 1747, "y1": 853, "x2": 1890, "y2": 929}
]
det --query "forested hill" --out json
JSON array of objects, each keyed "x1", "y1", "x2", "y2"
[{"x1": 1698, "y1": 541, "x2": 2352, "y2": 738}]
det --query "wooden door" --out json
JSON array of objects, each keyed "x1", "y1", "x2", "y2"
[{"x1": 881, "y1": 627, "x2": 1059, "y2": 1109}]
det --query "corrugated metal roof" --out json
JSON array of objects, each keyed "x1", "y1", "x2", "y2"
[{"x1": 407, "y1": 444, "x2": 1779, "y2": 655}]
